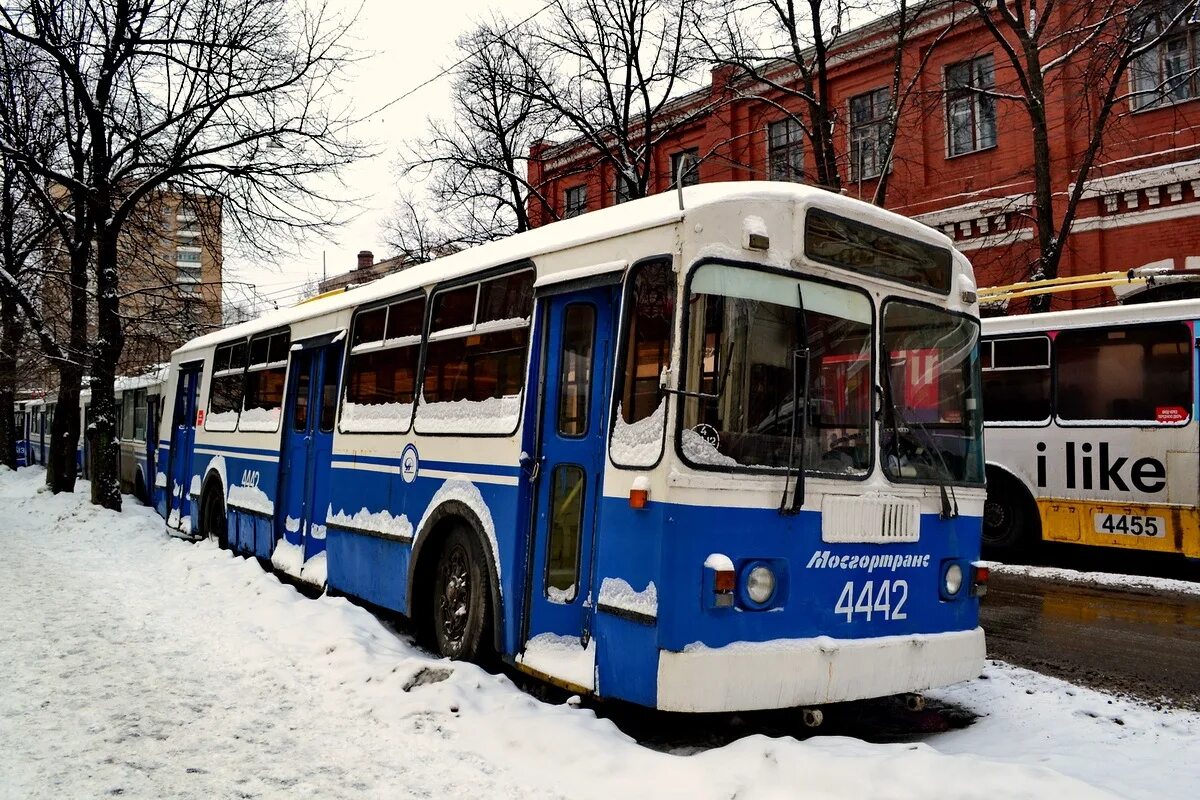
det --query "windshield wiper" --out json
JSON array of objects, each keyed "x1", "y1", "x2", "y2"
[
  {"x1": 780, "y1": 286, "x2": 809, "y2": 516},
  {"x1": 880, "y1": 348, "x2": 959, "y2": 520}
]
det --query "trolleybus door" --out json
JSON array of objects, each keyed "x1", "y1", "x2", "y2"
[
  {"x1": 523, "y1": 285, "x2": 617, "y2": 655},
  {"x1": 145, "y1": 395, "x2": 159, "y2": 504},
  {"x1": 166, "y1": 364, "x2": 202, "y2": 530},
  {"x1": 277, "y1": 340, "x2": 343, "y2": 570}
]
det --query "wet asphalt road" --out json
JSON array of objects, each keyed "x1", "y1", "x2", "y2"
[{"x1": 980, "y1": 571, "x2": 1200, "y2": 710}]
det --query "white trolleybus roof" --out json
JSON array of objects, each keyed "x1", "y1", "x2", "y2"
[
  {"x1": 175, "y1": 181, "x2": 961, "y2": 358},
  {"x1": 982, "y1": 297, "x2": 1200, "y2": 336}
]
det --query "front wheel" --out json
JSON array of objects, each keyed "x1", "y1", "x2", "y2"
[{"x1": 431, "y1": 526, "x2": 491, "y2": 661}]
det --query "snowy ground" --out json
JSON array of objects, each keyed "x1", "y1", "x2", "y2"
[{"x1": 2, "y1": 466, "x2": 1198, "y2": 799}]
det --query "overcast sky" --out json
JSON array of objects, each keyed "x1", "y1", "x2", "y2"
[{"x1": 223, "y1": 0, "x2": 543, "y2": 314}]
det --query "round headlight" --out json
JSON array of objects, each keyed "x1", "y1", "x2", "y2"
[
  {"x1": 746, "y1": 565, "x2": 776, "y2": 604},
  {"x1": 944, "y1": 563, "x2": 964, "y2": 596}
]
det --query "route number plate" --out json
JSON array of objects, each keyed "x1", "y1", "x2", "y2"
[{"x1": 1093, "y1": 513, "x2": 1165, "y2": 538}]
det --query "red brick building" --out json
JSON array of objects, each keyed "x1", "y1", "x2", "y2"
[{"x1": 527, "y1": 2, "x2": 1200, "y2": 311}]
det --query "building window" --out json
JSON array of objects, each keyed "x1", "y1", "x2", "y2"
[
  {"x1": 945, "y1": 55, "x2": 996, "y2": 157},
  {"x1": 767, "y1": 118, "x2": 804, "y2": 182},
  {"x1": 849, "y1": 87, "x2": 891, "y2": 180},
  {"x1": 613, "y1": 172, "x2": 634, "y2": 204},
  {"x1": 176, "y1": 249, "x2": 201, "y2": 262},
  {"x1": 1132, "y1": 3, "x2": 1200, "y2": 110},
  {"x1": 564, "y1": 185, "x2": 587, "y2": 218},
  {"x1": 670, "y1": 148, "x2": 700, "y2": 188}
]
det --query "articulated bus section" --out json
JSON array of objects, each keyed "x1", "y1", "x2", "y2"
[{"x1": 981, "y1": 300, "x2": 1200, "y2": 560}]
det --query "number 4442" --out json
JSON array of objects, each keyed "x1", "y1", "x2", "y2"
[{"x1": 834, "y1": 579, "x2": 908, "y2": 623}]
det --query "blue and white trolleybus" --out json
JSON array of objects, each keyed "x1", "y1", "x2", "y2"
[{"x1": 157, "y1": 183, "x2": 988, "y2": 712}]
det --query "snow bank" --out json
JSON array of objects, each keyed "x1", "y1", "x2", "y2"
[
  {"x1": 981, "y1": 561, "x2": 1200, "y2": 597},
  {"x1": 2, "y1": 467, "x2": 1197, "y2": 800},
  {"x1": 610, "y1": 400, "x2": 665, "y2": 466},
  {"x1": 597, "y1": 577, "x2": 657, "y2": 619},
  {"x1": 415, "y1": 394, "x2": 521, "y2": 434},
  {"x1": 341, "y1": 400, "x2": 414, "y2": 432},
  {"x1": 328, "y1": 505, "x2": 413, "y2": 540}
]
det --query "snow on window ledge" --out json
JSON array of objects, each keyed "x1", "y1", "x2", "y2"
[
  {"x1": 205, "y1": 410, "x2": 239, "y2": 431},
  {"x1": 414, "y1": 394, "x2": 521, "y2": 435},
  {"x1": 609, "y1": 400, "x2": 666, "y2": 466},
  {"x1": 238, "y1": 407, "x2": 281, "y2": 432},
  {"x1": 340, "y1": 400, "x2": 414, "y2": 433}
]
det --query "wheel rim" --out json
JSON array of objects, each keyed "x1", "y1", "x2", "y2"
[
  {"x1": 438, "y1": 544, "x2": 471, "y2": 655},
  {"x1": 982, "y1": 498, "x2": 1010, "y2": 543}
]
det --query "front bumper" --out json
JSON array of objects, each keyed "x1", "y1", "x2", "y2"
[{"x1": 655, "y1": 626, "x2": 985, "y2": 712}]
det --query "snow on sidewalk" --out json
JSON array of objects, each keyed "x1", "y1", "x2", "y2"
[
  {"x1": 980, "y1": 559, "x2": 1200, "y2": 597},
  {"x1": 0, "y1": 466, "x2": 1195, "y2": 799}
]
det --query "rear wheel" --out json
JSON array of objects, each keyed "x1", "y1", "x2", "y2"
[
  {"x1": 133, "y1": 472, "x2": 147, "y2": 505},
  {"x1": 982, "y1": 472, "x2": 1037, "y2": 559},
  {"x1": 431, "y1": 526, "x2": 490, "y2": 661},
  {"x1": 201, "y1": 485, "x2": 229, "y2": 549}
]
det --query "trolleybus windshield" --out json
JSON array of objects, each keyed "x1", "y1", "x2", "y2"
[
  {"x1": 679, "y1": 261, "x2": 873, "y2": 475},
  {"x1": 880, "y1": 300, "x2": 984, "y2": 485}
]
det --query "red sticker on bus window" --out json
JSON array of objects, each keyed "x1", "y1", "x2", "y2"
[
  {"x1": 1156, "y1": 406, "x2": 1188, "y2": 423},
  {"x1": 196, "y1": 409, "x2": 205, "y2": 426}
]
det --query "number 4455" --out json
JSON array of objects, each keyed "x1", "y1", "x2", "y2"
[{"x1": 834, "y1": 579, "x2": 908, "y2": 623}]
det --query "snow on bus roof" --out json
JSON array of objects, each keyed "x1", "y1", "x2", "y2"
[
  {"x1": 177, "y1": 182, "x2": 956, "y2": 357},
  {"x1": 982, "y1": 297, "x2": 1200, "y2": 336}
]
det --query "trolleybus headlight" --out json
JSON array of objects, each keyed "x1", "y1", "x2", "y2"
[
  {"x1": 746, "y1": 565, "x2": 776, "y2": 604},
  {"x1": 944, "y1": 563, "x2": 964, "y2": 596}
]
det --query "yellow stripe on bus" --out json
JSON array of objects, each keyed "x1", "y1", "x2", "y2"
[{"x1": 1035, "y1": 499, "x2": 1200, "y2": 558}]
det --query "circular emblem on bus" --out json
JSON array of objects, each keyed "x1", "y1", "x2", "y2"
[
  {"x1": 692, "y1": 423, "x2": 720, "y2": 449},
  {"x1": 400, "y1": 444, "x2": 419, "y2": 484}
]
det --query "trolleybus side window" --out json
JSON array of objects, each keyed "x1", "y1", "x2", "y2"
[
  {"x1": 241, "y1": 330, "x2": 290, "y2": 432},
  {"x1": 546, "y1": 464, "x2": 586, "y2": 601},
  {"x1": 132, "y1": 389, "x2": 149, "y2": 441},
  {"x1": 558, "y1": 305, "x2": 596, "y2": 437},
  {"x1": 610, "y1": 258, "x2": 674, "y2": 467},
  {"x1": 207, "y1": 340, "x2": 247, "y2": 431},
  {"x1": 804, "y1": 208, "x2": 951, "y2": 294},
  {"x1": 981, "y1": 336, "x2": 1050, "y2": 423},
  {"x1": 1055, "y1": 322, "x2": 1191, "y2": 423},
  {"x1": 122, "y1": 393, "x2": 136, "y2": 441},
  {"x1": 678, "y1": 262, "x2": 873, "y2": 474},
  {"x1": 416, "y1": 267, "x2": 534, "y2": 435},
  {"x1": 342, "y1": 294, "x2": 426, "y2": 433}
]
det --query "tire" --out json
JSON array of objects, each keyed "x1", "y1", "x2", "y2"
[
  {"x1": 982, "y1": 472, "x2": 1036, "y2": 559},
  {"x1": 431, "y1": 525, "x2": 491, "y2": 661},
  {"x1": 201, "y1": 484, "x2": 229, "y2": 549},
  {"x1": 133, "y1": 472, "x2": 147, "y2": 505}
]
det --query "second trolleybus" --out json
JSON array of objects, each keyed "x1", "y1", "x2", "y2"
[
  {"x1": 156, "y1": 182, "x2": 988, "y2": 712},
  {"x1": 981, "y1": 297, "x2": 1200, "y2": 561}
]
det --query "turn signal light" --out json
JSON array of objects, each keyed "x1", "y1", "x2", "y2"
[
  {"x1": 629, "y1": 487, "x2": 649, "y2": 509},
  {"x1": 971, "y1": 563, "x2": 990, "y2": 597}
]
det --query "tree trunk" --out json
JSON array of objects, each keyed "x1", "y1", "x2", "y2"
[
  {"x1": 44, "y1": 234, "x2": 91, "y2": 493},
  {"x1": 1025, "y1": 59, "x2": 1058, "y2": 313},
  {"x1": 89, "y1": 229, "x2": 124, "y2": 511},
  {"x1": 0, "y1": 292, "x2": 23, "y2": 470}
]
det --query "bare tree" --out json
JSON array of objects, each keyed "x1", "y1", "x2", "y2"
[
  {"x1": 381, "y1": 191, "x2": 463, "y2": 265},
  {"x1": 964, "y1": 0, "x2": 1199, "y2": 310},
  {"x1": 696, "y1": 0, "x2": 959, "y2": 197},
  {"x1": 0, "y1": 0, "x2": 364, "y2": 509},
  {"x1": 506, "y1": 0, "x2": 712, "y2": 202},
  {"x1": 403, "y1": 21, "x2": 561, "y2": 244}
]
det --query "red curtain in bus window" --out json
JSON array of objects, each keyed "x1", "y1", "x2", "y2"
[{"x1": 819, "y1": 354, "x2": 870, "y2": 421}]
